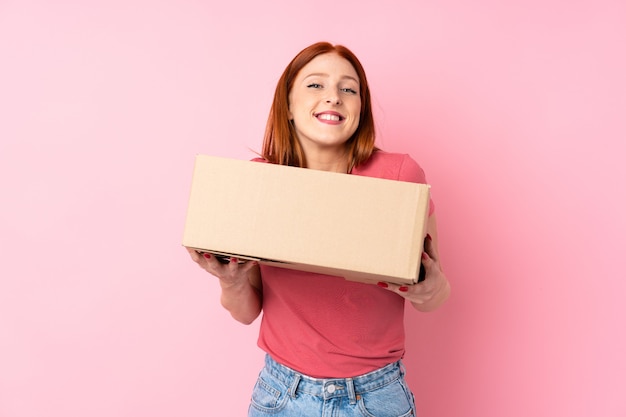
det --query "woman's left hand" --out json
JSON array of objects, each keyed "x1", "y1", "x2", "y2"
[{"x1": 377, "y1": 233, "x2": 451, "y2": 312}]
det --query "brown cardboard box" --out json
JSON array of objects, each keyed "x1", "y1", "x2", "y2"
[{"x1": 182, "y1": 155, "x2": 430, "y2": 285}]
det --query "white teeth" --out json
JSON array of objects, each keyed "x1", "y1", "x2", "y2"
[{"x1": 317, "y1": 113, "x2": 341, "y2": 121}]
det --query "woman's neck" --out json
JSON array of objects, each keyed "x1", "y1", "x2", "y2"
[
  {"x1": 300, "y1": 144, "x2": 349, "y2": 173},
  {"x1": 305, "y1": 152, "x2": 348, "y2": 173}
]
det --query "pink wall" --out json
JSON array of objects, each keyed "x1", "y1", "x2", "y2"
[{"x1": 1, "y1": 1, "x2": 625, "y2": 416}]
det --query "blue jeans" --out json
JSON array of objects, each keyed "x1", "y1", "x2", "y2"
[{"x1": 248, "y1": 355, "x2": 416, "y2": 417}]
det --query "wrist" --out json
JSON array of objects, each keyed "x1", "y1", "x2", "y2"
[
  {"x1": 219, "y1": 278, "x2": 250, "y2": 292},
  {"x1": 413, "y1": 279, "x2": 450, "y2": 312}
]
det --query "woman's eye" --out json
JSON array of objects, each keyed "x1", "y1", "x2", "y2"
[
  {"x1": 307, "y1": 83, "x2": 322, "y2": 89},
  {"x1": 342, "y1": 88, "x2": 358, "y2": 95}
]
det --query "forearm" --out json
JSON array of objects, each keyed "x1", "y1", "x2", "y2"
[
  {"x1": 220, "y1": 269, "x2": 263, "y2": 325},
  {"x1": 411, "y1": 279, "x2": 450, "y2": 312}
]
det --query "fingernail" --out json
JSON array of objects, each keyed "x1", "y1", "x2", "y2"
[
  {"x1": 203, "y1": 253, "x2": 211, "y2": 259},
  {"x1": 426, "y1": 234, "x2": 432, "y2": 241},
  {"x1": 422, "y1": 252, "x2": 428, "y2": 260},
  {"x1": 399, "y1": 286, "x2": 409, "y2": 292},
  {"x1": 377, "y1": 282, "x2": 388, "y2": 288},
  {"x1": 230, "y1": 257, "x2": 237, "y2": 263}
]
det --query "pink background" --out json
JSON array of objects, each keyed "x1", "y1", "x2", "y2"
[{"x1": 1, "y1": 1, "x2": 625, "y2": 416}]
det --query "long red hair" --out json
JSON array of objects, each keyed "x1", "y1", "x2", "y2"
[{"x1": 261, "y1": 42, "x2": 377, "y2": 172}]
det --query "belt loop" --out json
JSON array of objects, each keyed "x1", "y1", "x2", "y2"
[
  {"x1": 345, "y1": 378, "x2": 357, "y2": 405},
  {"x1": 289, "y1": 374, "x2": 301, "y2": 399}
]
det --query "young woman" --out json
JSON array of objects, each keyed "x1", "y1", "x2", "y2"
[{"x1": 187, "y1": 42, "x2": 450, "y2": 417}]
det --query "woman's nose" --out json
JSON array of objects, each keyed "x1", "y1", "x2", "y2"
[{"x1": 325, "y1": 89, "x2": 341, "y2": 105}]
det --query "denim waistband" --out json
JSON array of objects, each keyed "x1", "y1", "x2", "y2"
[{"x1": 263, "y1": 355, "x2": 404, "y2": 402}]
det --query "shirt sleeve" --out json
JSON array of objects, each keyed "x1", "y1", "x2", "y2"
[{"x1": 398, "y1": 154, "x2": 435, "y2": 215}]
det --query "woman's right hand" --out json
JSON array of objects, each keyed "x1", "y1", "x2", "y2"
[
  {"x1": 186, "y1": 247, "x2": 263, "y2": 324},
  {"x1": 186, "y1": 248, "x2": 258, "y2": 288}
]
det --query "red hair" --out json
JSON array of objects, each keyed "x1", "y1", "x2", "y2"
[{"x1": 261, "y1": 42, "x2": 377, "y2": 172}]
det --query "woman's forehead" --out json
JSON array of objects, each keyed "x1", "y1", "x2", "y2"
[{"x1": 297, "y1": 53, "x2": 359, "y2": 82}]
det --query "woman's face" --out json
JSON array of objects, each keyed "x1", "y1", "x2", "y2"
[{"x1": 288, "y1": 53, "x2": 361, "y2": 155}]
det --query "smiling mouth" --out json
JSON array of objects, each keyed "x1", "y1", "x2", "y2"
[{"x1": 315, "y1": 113, "x2": 343, "y2": 122}]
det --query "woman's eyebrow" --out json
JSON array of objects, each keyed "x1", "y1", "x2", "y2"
[{"x1": 303, "y1": 73, "x2": 359, "y2": 84}]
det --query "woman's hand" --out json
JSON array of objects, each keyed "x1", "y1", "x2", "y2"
[
  {"x1": 376, "y1": 214, "x2": 451, "y2": 312},
  {"x1": 186, "y1": 248, "x2": 263, "y2": 324},
  {"x1": 187, "y1": 248, "x2": 259, "y2": 288}
]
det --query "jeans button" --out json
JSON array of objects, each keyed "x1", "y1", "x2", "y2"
[{"x1": 327, "y1": 384, "x2": 336, "y2": 394}]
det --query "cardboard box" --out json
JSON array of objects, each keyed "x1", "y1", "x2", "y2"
[{"x1": 182, "y1": 155, "x2": 430, "y2": 285}]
